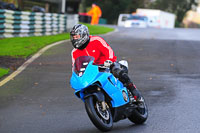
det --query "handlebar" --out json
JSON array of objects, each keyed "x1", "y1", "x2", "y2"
[
  {"x1": 98, "y1": 65, "x2": 110, "y2": 73},
  {"x1": 98, "y1": 65, "x2": 109, "y2": 69}
]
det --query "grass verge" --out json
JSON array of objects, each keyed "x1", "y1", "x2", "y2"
[
  {"x1": 0, "y1": 33, "x2": 70, "y2": 57},
  {"x1": 0, "y1": 68, "x2": 9, "y2": 78}
]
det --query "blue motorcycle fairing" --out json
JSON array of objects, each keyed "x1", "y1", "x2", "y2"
[
  {"x1": 100, "y1": 75, "x2": 130, "y2": 107},
  {"x1": 70, "y1": 61, "x2": 130, "y2": 107},
  {"x1": 70, "y1": 61, "x2": 99, "y2": 90}
]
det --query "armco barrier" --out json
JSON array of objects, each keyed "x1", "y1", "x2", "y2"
[{"x1": 0, "y1": 9, "x2": 78, "y2": 38}]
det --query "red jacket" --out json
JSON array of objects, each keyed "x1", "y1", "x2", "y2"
[{"x1": 71, "y1": 35, "x2": 117, "y2": 66}]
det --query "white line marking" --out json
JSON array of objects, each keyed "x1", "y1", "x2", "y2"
[{"x1": 0, "y1": 40, "x2": 70, "y2": 87}]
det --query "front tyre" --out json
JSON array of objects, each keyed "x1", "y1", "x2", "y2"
[
  {"x1": 128, "y1": 95, "x2": 148, "y2": 124},
  {"x1": 85, "y1": 96, "x2": 113, "y2": 132}
]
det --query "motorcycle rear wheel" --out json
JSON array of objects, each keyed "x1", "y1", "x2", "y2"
[
  {"x1": 128, "y1": 95, "x2": 148, "y2": 124},
  {"x1": 85, "y1": 96, "x2": 113, "y2": 132}
]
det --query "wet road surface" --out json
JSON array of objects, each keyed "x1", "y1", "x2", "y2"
[{"x1": 1, "y1": 27, "x2": 200, "y2": 133}]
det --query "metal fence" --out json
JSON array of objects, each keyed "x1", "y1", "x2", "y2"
[{"x1": 0, "y1": 9, "x2": 78, "y2": 38}]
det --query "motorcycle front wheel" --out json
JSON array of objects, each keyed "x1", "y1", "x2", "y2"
[{"x1": 85, "y1": 96, "x2": 113, "y2": 132}]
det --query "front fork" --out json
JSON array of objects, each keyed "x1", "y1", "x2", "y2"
[{"x1": 97, "y1": 87, "x2": 108, "y2": 111}]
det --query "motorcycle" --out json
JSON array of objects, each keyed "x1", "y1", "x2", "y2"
[{"x1": 70, "y1": 56, "x2": 148, "y2": 132}]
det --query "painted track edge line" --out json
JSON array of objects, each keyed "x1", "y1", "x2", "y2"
[
  {"x1": 104, "y1": 28, "x2": 119, "y2": 36},
  {"x1": 0, "y1": 40, "x2": 70, "y2": 87}
]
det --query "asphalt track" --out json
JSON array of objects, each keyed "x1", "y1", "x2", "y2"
[{"x1": 1, "y1": 27, "x2": 200, "y2": 133}]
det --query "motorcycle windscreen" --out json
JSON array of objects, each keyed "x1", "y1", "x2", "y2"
[{"x1": 74, "y1": 56, "x2": 95, "y2": 77}]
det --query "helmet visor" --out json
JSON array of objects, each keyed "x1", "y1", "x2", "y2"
[{"x1": 70, "y1": 34, "x2": 82, "y2": 48}]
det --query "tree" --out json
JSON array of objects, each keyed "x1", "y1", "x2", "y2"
[{"x1": 150, "y1": 0, "x2": 198, "y2": 26}]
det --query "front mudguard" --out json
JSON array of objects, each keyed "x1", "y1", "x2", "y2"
[{"x1": 84, "y1": 91, "x2": 105, "y2": 102}]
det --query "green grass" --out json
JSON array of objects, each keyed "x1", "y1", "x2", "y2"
[
  {"x1": 0, "y1": 68, "x2": 9, "y2": 78},
  {"x1": 0, "y1": 24, "x2": 114, "y2": 58},
  {"x1": 84, "y1": 23, "x2": 114, "y2": 35},
  {"x1": 0, "y1": 33, "x2": 70, "y2": 58}
]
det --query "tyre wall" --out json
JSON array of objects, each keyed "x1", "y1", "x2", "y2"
[{"x1": 0, "y1": 9, "x2": 78, "y2": 38}]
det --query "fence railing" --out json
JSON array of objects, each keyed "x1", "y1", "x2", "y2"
[{"x1": 0, "y1": 9, "x2": 78, "y2": 38}]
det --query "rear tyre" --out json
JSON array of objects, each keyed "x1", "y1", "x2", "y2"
[
  {"x1": 85, "y1": 96, "x2": 113, "y2": 132},
  {"x1": 128, "y1": 95, "x2": 148, "y2": 124}
]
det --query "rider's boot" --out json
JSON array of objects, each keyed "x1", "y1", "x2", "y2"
[
  {"x1": 119, "y1": 72, "x2": 142, "y2": 101},
  {"x1": 126, "y1": 82, "x2": 142, "y2": 101}
]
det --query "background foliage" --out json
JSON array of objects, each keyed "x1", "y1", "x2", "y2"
[
  {"x1": 80, "y1": 0, "x2": 198, "y2": 26},
  {"x1": 149, "y1": 0, "x2": 198, "y2": 27}
]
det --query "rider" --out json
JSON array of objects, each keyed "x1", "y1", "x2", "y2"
[{"x1": 70, "y1": 24, "x2": 141, "y2": 101}]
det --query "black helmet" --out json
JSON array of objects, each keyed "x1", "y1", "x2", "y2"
[{"x1": 70, "y1": 24, "x2": 90, "y2": 49}]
